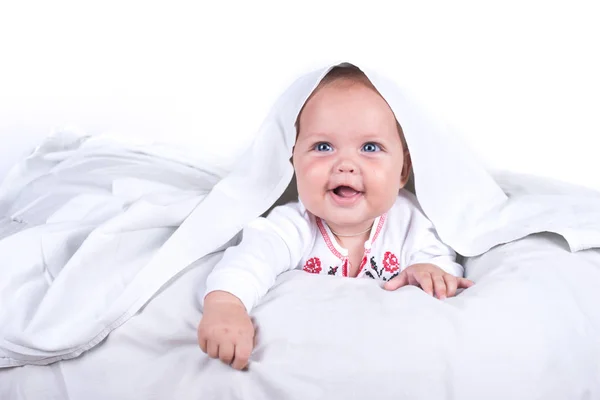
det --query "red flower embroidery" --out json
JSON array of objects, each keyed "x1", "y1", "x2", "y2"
[
  {"x1": 303, "y1": 257, "x2": 322, "y2": 274},
  {"x1": 383, "y1": 251, "x2": 399, "y2": 273}
]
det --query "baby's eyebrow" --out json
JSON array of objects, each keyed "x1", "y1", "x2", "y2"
[
  {"x1": 297, "y1": 131, "x2": 332, "y2": 141},
  {"x1": 298, "y1": 131, "x2": 389, "y2": 144},
  {"x1": 358, "y1": 134, "x2": 385, "y2": 141}
]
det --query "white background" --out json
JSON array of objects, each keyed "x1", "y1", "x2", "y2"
[{"x1": 1, "y1": 1, "x2": 599, "y2": 189}]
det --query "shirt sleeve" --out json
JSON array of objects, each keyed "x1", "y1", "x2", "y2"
[
  {"x1": 401, "y1": 197, "x2": 464, "y2": 277},
  {"x1": 202, "y1": 202, "x2": 314, "y2": 312}
]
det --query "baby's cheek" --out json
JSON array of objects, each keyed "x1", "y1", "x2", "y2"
[
  {"x1": 368, "y1": 176, "x2": 400, "y2": 208},
  {"x1": 296, "y1": 176, "x2": 323, "y2": 211},
  {"x1": 369, "y1": 170, "x2": 396, "y2": 191},
  {"x1": 300, "y1": 167, "x2": 328, "y2": 192}
]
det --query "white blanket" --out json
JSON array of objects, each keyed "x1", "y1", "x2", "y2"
[
  {"x1": 2, "y1": 230, "x2": 600, "y2": 399},
  {"x1": 1, "y1": 61, "x2": 600, "y2": 371}
]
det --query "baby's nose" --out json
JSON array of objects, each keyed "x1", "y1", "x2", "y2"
[{"x1": 336, "y1": 160, "x2": 356, "y2": 174}]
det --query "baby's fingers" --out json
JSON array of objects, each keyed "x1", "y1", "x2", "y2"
[
  {"x1": 207, "y1": 340, "x2": 219, "y2": 359},
  {"x1": 432, "y1": 275, "x2": 447, "y2": 300},
  {"x1": 231, "y1": 338, "x2": 253, "y2": 371},
  {"x1": 457, "y1": 277, "x2": 475, "y2": 289},
  {"x1": 383, "y1": 270, "x2": 409, "y2": 291},
  {"x1": 219, "y1": 343, "x2": 235, "y2": 365},
  {"x1": 416, "y1": 273, "x2": 434, "y2": 296},
  {"x1": 199, "y1": 338, "x2": 208, "y2": 354},
  {"x1": 444, "y1": 275, "x2": 458, "y2": 297}
]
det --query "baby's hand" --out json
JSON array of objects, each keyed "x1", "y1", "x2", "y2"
[
  {"x1": 383, "y1": 263, "x2": 474, "y2": 300},
  {"x1": 198, "y1": 291, "x2": 255, "y2": 370}
]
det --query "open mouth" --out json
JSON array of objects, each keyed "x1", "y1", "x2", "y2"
[{"x1": 332, "y1": 185, "x2": 362, "y2": 198}]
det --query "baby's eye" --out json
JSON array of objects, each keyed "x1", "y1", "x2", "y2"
[
  {"x1": 362, "y1": 142, "x2": 381, "y2": 152},
  {"x1": 314, "y1": 142, "x2": 333, "y2": 152}
]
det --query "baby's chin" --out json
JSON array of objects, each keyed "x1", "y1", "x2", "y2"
[{"x1": 319, "y1": 208, "x2": 380, "y2": 229}]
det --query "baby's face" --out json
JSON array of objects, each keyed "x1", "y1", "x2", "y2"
[{"x1": 292, "y1": 80, "x2": 409, "y2": 234}]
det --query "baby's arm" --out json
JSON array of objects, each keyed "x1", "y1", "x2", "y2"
[
  {"x1": 203, "y1": 203, "x2": 313, "y2": 311},
  {"x1": 384, "y1": 202, "x2": 473, "y2": 299},
  {"x1": 198, "y1": 203, "x2": 312, "y2": 369}
]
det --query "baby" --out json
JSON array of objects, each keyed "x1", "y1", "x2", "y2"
[{"x1": 198, "y1": 66, "x2": 474, "y2": 370}]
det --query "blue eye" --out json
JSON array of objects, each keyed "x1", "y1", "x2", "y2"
[
  {"x1": 362, "y1": 142, "x2": 381, "y2": 152},
  {"x1": 314, "y1": 142, "x2": 333, "y2": 152}
]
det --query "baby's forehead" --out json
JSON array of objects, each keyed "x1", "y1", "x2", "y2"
[
  {"x1": 296, "y1": 81, "x2": 406, "y2": 146},
  {"x1": 302, "y1": 82, "x2": 395, "y2": 121}
]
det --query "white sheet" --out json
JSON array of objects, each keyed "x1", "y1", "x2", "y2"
[
  {"x1": 0, "y1": 132, "x2": 227, "y2": 366},
  {"x1": 2, "y1": 228, "x2": 599, "y2": 399}
]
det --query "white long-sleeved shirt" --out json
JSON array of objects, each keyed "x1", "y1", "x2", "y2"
[{"x1": 203, "y1": 190, "x2": 463, "y2": 312}]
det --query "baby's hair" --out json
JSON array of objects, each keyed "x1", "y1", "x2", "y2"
[
  {"x1": 318, "y1": 64, "x2": 375, "y2": 90},
  {"x1": 296, "y1": 65, "x2": 408, "y2": 150}
]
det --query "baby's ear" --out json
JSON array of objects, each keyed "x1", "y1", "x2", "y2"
[{"x1": 400, "y1": 151, "x2": 412, "y2": 188}]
